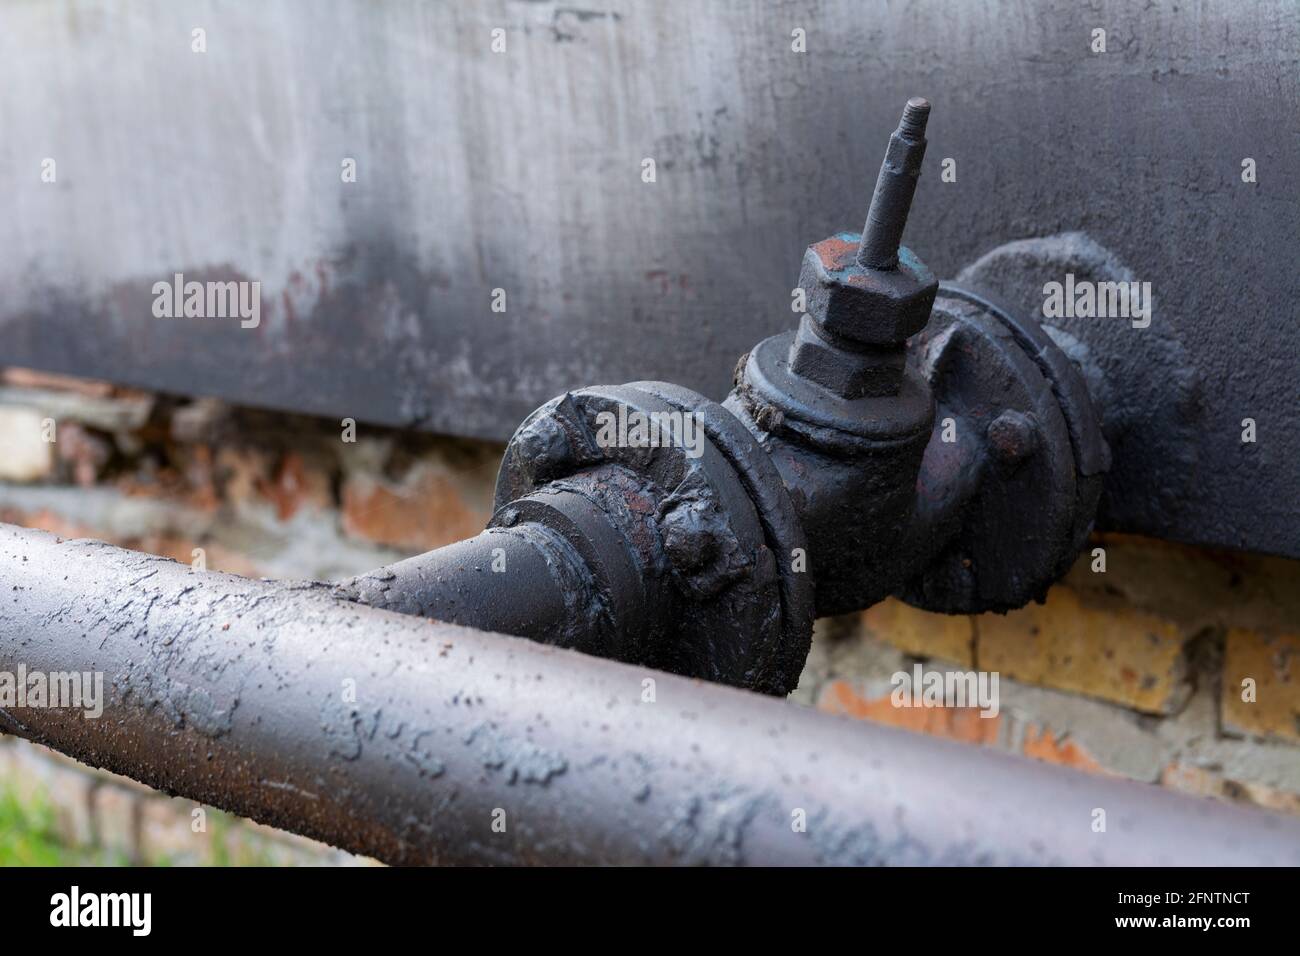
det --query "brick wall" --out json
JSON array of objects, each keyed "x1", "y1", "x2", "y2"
[
  {"x1": 793, "y1": 538, "x2": 1300, "y2": 814},
  {"x1": 1, "y1": 366, "x2": 1297, "y2": 864},
  {"x1": 0, "y1": 367, "x2": 500, "y2": 865}
]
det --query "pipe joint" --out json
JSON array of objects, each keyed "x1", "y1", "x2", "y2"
[{"x1": 355, "y1": 99, "x2": 1109, "y2": 693}]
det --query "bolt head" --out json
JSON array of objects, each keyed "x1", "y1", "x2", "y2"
[
  {"x1": 986, "y1": 410, "x2": 1039, "y2": 468},
  {"x1": 659, "y1": 500, "x2": 718, "y2": 573},
  {"x1": 658, "y1": 484, "x2": 751, "y2": 600},
  {"x1": 798, "y1": 234, "x2": 938, "y2": 346},
  {"x1": 512, "y1": 412, "x2": 574, "y2": 483}
]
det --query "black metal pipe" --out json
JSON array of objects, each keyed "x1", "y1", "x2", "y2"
[
  {"x1": 1, "y1": 523, "x2": 1298, "y2": 866},
  {"x1": 339, "y1": 473, "x2": 662, "y2": 663},
  {"x1": 339, "y1": 526, "x2": 587, "y2": 645}
]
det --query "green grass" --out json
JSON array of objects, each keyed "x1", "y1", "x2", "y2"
[
  {"x1": 0, "y1": 778, "x2": 278, "y2": 866},
  {"x1": 0, "y1": 783, "x2": 139, "y2": 865},
  {"x1": 0, "y1": 785, "x2": 68, "y2": 865}
]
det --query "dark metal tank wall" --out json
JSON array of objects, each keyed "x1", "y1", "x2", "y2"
[{"x1": 1, "y1": 1, "x2": 1296, "y2": 556}]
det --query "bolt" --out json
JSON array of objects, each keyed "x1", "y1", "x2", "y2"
[
  {"x1": 858, "y1": 97, "x2": 931, "y2": 271},
  {"x1": 657, "y1": 481, "x2": 750, "y2": 599},
  {"x1": 987, "y1": 410, "x2": 1039, "y2": 468},
  {"x1": 786, "y1": 97, "x2": 938, "y2": 396},
  {"x1": 514, "y1": 413, "x2": 573, "y2": 482},
  {"x1": 659, "y1": 500, "x2": 717, "y2": 573}
]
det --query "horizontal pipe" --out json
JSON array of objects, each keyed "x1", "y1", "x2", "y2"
[
  {"x1": 338, "y1": 526, "x2": 589, "y2": 644},
  {"x1": 338, "y1": 479, "x2": 654, "y2": 662},
  {"x1": 1, "y1": 523, "x2": 1298, "y2": 866}
]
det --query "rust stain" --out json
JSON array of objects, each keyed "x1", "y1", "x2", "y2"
[{"x1": 811, "y1": 235, "x2": 858, "y2": 270}]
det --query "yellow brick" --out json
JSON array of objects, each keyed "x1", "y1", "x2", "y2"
[
  {"x1": 1068, "y1": 533, "x2": 1300, "y2": 635},
  {"x1": 860, "y1": 598, "x2": 974, "y2": 666},
  {"x1": 977, "y1": 586, "x2": 1189, "y2": 713},
  {"x1": 1222, "y1": 628, "x2": 1300, "y2": 744}
]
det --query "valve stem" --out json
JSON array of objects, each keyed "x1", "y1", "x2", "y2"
[{"x1": 857, "y1": 97, "x2": 931, "y2": 271}]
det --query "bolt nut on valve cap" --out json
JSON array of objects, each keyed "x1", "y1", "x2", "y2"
[{"x1": 794, "y1": 97, "x2": 939, "y2": 350}]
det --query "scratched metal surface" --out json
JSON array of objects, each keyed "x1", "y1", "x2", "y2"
[{"x1": 1, "y1": 1, "x2": 1296, "y2": 556}]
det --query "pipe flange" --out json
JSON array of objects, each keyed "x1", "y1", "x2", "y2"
[
  {"x1": 493, "y1": 481, "x2": 652, "y2": 662},
  {"x1": 899, "y1": 284, "x2": 1109, "y2": 613},
  {"x1": 625, "y1": 381, "x2": 815, "y2": 693},
  {"x1": 495, "y1": 383, "x2": 808, "y2": 694},
  {"x1": 953, "y1": 234, "x2": 1196, "y2": 533}
]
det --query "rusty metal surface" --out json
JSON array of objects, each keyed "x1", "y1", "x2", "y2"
[
  {"x1": 490, "y1": 383, "x2": 812, "y2": 694},
  {"x1": 724, "y1": 100, "x2": 1106, "y2": 618},
  {"x1": 3, "y1": 522, "x2": 1300, "y2": 866},
  {"x1": 1, "y1": 1, "x2": 1297, "y2": 557},
  {"x1": 337, "y1": 102, "x2": 1104, "y2": 685},
  {"x1": 897, "y1": 285, "x2": 1107, "y2": 613}
]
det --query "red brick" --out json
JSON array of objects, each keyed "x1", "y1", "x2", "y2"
[
  {"x1": 817, "y1": 679, "x2": 1001, "y2": 746},
  {"x1": 1020, "y1": 725, "x2": 1106, "y2": 774},
  {"x1": 341, "y1": 463, "x2": 491, "y2": 552}
]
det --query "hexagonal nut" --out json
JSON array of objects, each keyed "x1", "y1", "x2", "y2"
[
  {"x1": 798, "y1": 232, "x2": 938, "y2": 346},
  {"x1": 986, "y1": 410, "x2": 1040, "y2": 469},
  {"x1": 787, "y1": 318, "x2": 905, "y2": 398}
]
